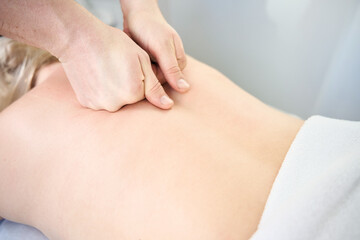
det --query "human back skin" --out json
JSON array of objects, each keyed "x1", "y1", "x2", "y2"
[{"x1": 0, "y1": 56, "x2": 303, "y2": 240}]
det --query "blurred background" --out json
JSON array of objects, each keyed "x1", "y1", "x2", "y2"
[{"x1": 77, "y1": 0, "x2": 360, "y2": 120}]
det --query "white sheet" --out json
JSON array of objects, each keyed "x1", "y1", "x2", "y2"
[{"x1": 251, "y1": 115, "x2": 360, "y2": 240}]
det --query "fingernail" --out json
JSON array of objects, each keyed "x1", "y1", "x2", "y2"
[
  {"x1": 177, "y1": 79, "x2": 190, "y2": 89},
  {"x1": 160, "y1": 95, "x2": 174, "y2": 106}
]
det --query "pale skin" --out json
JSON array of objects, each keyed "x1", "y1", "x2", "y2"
[
  {"x1": 0, "y1": 0, "x2": 189, "y2": 111},
  {"x1": 0, "y1": 56, "x2": 303, "y2": 239}
]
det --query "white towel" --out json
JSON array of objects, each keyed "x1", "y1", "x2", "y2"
[{"x1": 251, "y1": 115, "x2": 360, "y2": 240}]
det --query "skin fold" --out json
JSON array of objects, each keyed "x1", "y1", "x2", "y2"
[{"x1": 0, "y1": 56, "x2": 303, "y2": 240}]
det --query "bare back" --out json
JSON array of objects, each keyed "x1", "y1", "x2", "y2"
[{"x1": 0, "y1": 57, "x2": 303, "y2": 240}]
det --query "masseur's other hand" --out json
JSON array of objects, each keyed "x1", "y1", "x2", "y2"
[
  {"x1": 122, "y1": 1, "x2": 189, "y2": 93},
  {"x1": 59, "y1": 24, "x2": 173, "y2": 112}
]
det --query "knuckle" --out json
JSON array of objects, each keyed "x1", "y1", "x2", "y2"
[
  {"x1": 79, "y1": 97, "x2": 100, "y2": 110},
  {"x1": 146, "y1": 80, "x2": 163, "y2": 97},
  {"x1": 88, "y1": 103, "x2": 100, "y2": 111},
  {"x1": 105, "y1": 104, "x2": 121, "y2": 112},
  {"x1": 178, "y1": 56, "x2": 187, "y2": 70},
  {"x1": 91, "y1": 105, "x2": 101, "y2": 111},
  {"x1": 96, "y1": 93, "x2": 123, "y2": 112},
  {"x1": 165, "y1": 65, "x2": 181, "y2": 77},
  {"x1": 101, "y1": 98, "x2": 124, "y2": 112}
]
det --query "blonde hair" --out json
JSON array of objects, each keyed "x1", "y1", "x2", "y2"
[{"x1": 0, "y1": 37, "x2": 58, "y2": 112}]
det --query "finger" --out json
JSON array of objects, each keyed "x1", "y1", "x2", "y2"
[
  {"x1": 99, "y1": 100, "x2": 125, "y2": 112},
  {"x1": 173, "y1": 34, "x2": 187, "y2": 70},
  {"x1": 83, "y1": 93, "x2": 126, "y2": 112},
  {"x1": 156, "y1": 42, "x2": 190, "y2": 93},
  {"x1": 87, "y1": 102, "x2": 101, "y2": 111},
  {"x1": 151, "y1": 63, "x2": 166, "y2": 84},
  {"x1": 140, "y1": 55, "x2": 174, "y2": 110},
  {"x1": 88, "y1": 99, "x2": 121, "y2": 112},
  {"x1": 76, "y1": 95, "x2": 101, "y2": 111}
]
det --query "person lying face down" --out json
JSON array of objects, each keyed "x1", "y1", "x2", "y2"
[{"x1": 0, "y1": 38, "x2": 303, "y2": 240}]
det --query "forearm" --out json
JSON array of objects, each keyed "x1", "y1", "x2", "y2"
[{"x1": 0, "y1": 0, "x2": 103, "y2": 59}]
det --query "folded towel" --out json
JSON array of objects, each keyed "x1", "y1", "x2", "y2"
[{"x1": 251, "y1": 116, "x2": 360, "y2": 240}]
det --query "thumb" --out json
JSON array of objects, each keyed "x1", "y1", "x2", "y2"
[
  {"x1": 156, "y1": 44, "x2": 190, "y2": 93},
  {"x1": 140, "y1": 55, "x2": 174, "y2": 110}
]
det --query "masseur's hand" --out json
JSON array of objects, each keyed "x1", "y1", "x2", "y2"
[
  {"x1": 121, "y1": 0, "x2": 189, "y2": 93},
  {"x1": 59, "y1": 24, "x2": 174, "y2": 112}
]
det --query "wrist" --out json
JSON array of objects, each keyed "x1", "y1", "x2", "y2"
[
  {"x1": 48, "y1": 2, "x2": 106, "y2": 62},
  {"x1": 120, "y1": 0, "x2": 160, "y2": 18},
  {"x1": 54, "y1": 15, "x2": 108, "y2": 63}
]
